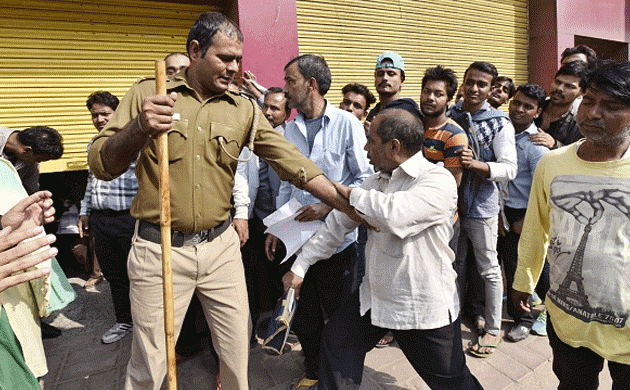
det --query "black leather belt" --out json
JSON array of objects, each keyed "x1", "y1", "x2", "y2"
[
  {"x1": 137, "y1": 218, "x2": 231, "y2": 247},
  {"x1": 92, "y1": 209, "x2": 131, "y2": 217}
]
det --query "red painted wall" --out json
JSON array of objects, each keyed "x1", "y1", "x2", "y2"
[
  {"x1": 557, "y1": 0, "x2": 627, "y2": 42},
  {"x1": 529, "y1": 0, "x2": 559, "y2": 90},
  {"x1": 237, "y1": 0, "x2": 299, "y2": 90},
  {"x1": 530, "y1": 0, "x2": 630, "y2": 91}
]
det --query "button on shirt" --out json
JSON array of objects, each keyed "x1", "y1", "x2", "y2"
[
  {"x1": 88, "y1": 76, "x2": 323, "y2": 233},
  {"x1": 506, "y1": 123, "x2": 549, "y2": 209},
  {"x1": 277, "y1": 102, "x2": 373, "y2": 250},
  {"x1": 292, "y1": 152, "x2": 459, "y2": 330}
]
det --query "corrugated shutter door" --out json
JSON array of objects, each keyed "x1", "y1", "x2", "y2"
[
  {"x1": 296, "y1": 0, "x2": 528, "y2": 108},
  {"x1": 0, "y1": 0, "x2": 219, "y2": 173}
]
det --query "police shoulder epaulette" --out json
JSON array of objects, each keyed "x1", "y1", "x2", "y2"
[
  {"x1": 135, "y1": 76, "x2": 156, "y2": 85},
  {"x1": 236, "y1": 91, "x2": 258, "y2": 101}
]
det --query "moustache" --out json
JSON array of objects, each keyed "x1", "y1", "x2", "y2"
[{"x1": 579, "y1": 120, "x2": 604, "y2": 129}]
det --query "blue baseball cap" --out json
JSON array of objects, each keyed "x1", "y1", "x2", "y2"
[{"x1": 375, "y1": 52, "x2": 405, "y2": 72}]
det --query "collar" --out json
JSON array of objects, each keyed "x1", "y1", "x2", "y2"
[
  {"x1": 295, "y1": 99, "x2": 332, "y2": 124},
  {"x1": 453, "y1": 99, "x2": 491, "y2": 115},
  {"x1": 540, "y1": 97, "x2": 573, "y2": 122},
  {"x1": 518, "y1": 122, "x2": 539, "y2": 137},
  {"x1": 426, "y1": 117, "x2": 455, "y2": 131},
  {"x1": 167, "y1": 73, "x2": 239, "y2": 106},
  {"x1": 273, "y1": 122, "x2": 286, "y2": 134},
  {"x1": 380, "y1": 150, "x2": 427, "y2": 180}
]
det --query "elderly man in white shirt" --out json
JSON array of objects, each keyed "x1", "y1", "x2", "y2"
[{"x1": 283, "y1": 108, "x2": 482, "y2": 390}]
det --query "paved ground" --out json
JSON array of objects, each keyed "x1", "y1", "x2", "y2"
[{"x1": 41, "y1": 278, "x2": 613, "y2": 390}]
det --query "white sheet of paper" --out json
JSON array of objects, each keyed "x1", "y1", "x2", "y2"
[{"x1": 263, "y1": 199, "x2": 323, "y2": 263}]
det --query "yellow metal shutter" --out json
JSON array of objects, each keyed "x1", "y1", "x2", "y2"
[
  {"x1": 296, "y1": 0, "x2": 528, "y2": 108},
  {"x1": 0, "y1": 0, "x2": 219, "y2": 173}
]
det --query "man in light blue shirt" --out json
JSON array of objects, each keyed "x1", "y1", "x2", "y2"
[
  {"x1": 501, "y1": 84, "x2": 549, "y2": 342},
  {"x1": 266, "y1": 54, "x2": 372, "y2": 389}
]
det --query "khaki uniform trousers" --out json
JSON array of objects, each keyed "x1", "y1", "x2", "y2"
[{"x1": 124, "y1": 223, "x2": 250, "y2": 390}]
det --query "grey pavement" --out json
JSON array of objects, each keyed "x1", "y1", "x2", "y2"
[{"x1": 42, "y1": 278, "x2": 613, "y2": 390}]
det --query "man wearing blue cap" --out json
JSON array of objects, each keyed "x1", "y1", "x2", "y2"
[{"x1": 365, "y1": 52, "x2": 421, "y2": 130}]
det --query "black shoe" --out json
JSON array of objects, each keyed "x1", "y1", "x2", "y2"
[
  {"x1": 506, "y1": 324, "x2": 530, "y2": 342},
  {"x1": 41, "y1": 322, "x2": 62, "y2": 339}
]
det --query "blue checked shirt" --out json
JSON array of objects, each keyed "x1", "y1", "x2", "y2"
[{"x1": 80, "y1": 161, "x2": 138, "y2": 215}]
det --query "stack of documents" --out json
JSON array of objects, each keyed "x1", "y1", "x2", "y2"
[{"x1": 263, "y1": 199, "x2": 323, "y2": 263}]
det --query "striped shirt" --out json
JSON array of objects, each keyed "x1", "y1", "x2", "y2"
[
  {"x1": 80, "y1": 161, "x2": 138, "y2": 215},
  {"x1": 422, "y1": 119, "x2": 468, "y2": 169}
]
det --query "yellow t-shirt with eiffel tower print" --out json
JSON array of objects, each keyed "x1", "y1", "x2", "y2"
[{"x1": 514, "y1": 140, "x2": 630, "y2": 365}]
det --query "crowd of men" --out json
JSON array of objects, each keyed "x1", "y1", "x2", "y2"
[{"x1": 0, "y1": 11, "x2": 629, "y2": 390}]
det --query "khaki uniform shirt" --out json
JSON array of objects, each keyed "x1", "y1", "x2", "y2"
[{"x1": 89, "y1": 76, "x2": 323, "y2": 233}]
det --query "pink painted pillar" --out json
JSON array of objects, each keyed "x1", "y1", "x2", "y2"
[
  {"x1": 529, "y1": 0, "x2": 559, "y2": 89},
  {"x1": 529, "y1": 0, "x2": 630, "y2": 89},
  {"x1": 237, "y1": 0, "x2": 299, "y2": 90}
]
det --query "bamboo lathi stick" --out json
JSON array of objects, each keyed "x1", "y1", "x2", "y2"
[{"x1": 155, "y1": 60, "x2": 177, "y2": 390}]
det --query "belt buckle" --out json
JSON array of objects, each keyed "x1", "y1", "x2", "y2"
[{"x1": 191, "y1": 230, "x2": 209, "y2": 245}]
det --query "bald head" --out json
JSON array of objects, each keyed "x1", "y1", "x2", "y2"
[
  {"x1": 164, "y1": 52, "x2": 190, "y2": 76},
  {"x1": 373, "y1": 108, "x2": 424, "y2": 156}
]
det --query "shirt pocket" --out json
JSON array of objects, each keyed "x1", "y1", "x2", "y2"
[
  {"x1": 313, "y1": 150, "x2": 343, "y2": 182},
  {"x1": 209, "y1": 122, "x2": 244, "y2": 167},
  {"x1": 146, "y1": 126, "x2": 187, "y2": 163}
]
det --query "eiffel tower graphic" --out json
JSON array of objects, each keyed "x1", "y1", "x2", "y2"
[
  {"x1": 557, "y1": 224, "x2": 591, "y2": 308},
  {"x1": 552, "y1": 186, "x2": 630, "y2": 308},
  {"x1": 549, "y1": 182, "x2": 630, "y2": 327}
]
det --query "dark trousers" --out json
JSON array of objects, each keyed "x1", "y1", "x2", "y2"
[
  {"x1": 91, "y1": 209, "x2": 134, "y2": 324},
  {"x1": 500, "y1": 207, "x2": 550, "y2": 327},
  {"x1": 242, "y1": 216, "x2": 284, "y2": 337},
  {"x1": 353, "y1": 226, "x2": 368, "y2": 293},
  {"x1": 548, "y1": 314, "x2": 630, "y2": 390},
  {"x1": 318, "y1": 289, "x2": 483, "y2": 390},
  {"x1": 55, "y1": 233, "x2": 88, "y2": 276},
  {"x1": 460, "y1": 239, "x2": 485, "y2": 319},
  {"x1": 292, "y1": 243, "x2": 355, "y2": 378}
]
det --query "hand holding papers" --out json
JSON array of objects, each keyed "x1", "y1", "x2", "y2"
[{"x1": 263, "y1": 199, "x2": 323, "y2": 263}]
